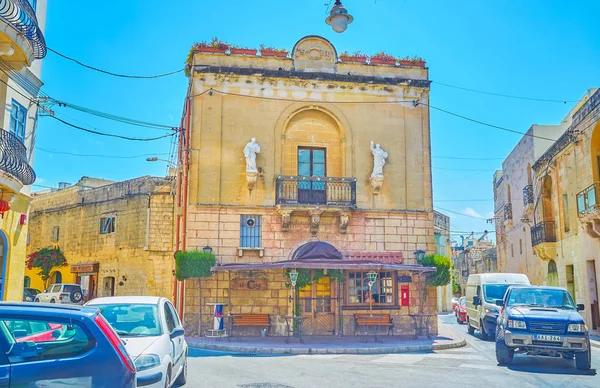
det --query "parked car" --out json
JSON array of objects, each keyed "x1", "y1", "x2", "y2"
[
  {"x1": 465, "y1": 273, "x2": 530, "y2": 340},
  {"x1": 456, "y1": 296, "x2": 467, "y2": 324},
  {"x1": 23, "y1": 288, "x2": 41, "y2": 302},
  {"x1": 0, "y1": 302, "x2": 136, "y2": 387},
  {"x1": 34, "y1": 283, "x2": 83, "y2": 305},
  {"x1": 451, "y1": 297, "x2": 459, "y2": 312},
  {"x1": 87, "y1": 296, "x2": 188, "y2": 388},
  {"x1": 495, "y1": 285, "x2": 591, "y2": 370}
]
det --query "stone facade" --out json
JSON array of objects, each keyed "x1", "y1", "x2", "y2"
[
  {"x1": 26, "y1": 176, "x2": 175, "y2": 300},
  {"x1": 177, "y1": 36, "x2": 437, "y2": 337}
]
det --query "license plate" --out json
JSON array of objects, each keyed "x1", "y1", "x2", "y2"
[{"x1": 535, "y1": 334, "x2": 562, "y2": 342}]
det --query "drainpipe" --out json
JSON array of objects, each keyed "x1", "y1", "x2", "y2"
[{"x1": 179, "y1": 89, "x2": 192, "y2": 319}]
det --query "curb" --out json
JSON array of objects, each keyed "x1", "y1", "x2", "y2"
[
  {"x1": 187, "y1": 337, "x2": 467, "y2": 355},
  {"x1": 590, "y1": 340, "x2": 600, "y2": 349}
]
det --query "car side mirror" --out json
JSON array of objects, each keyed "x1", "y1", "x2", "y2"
[
  {"x1": 170, "y1": 327, "x2": 185, "y2": 340},
  {"x1": 577, "y1": 304, "x2": 585, "y2": 311},
  {"x1": 495, "y1": 299, "x2": 504, "y2": 307},
  {"x1": 473, "y1": 296, "x2": 481, "y2": 306}
]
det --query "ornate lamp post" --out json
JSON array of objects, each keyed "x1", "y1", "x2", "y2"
[
  {"x1": 366, "y1": 271, "x2": 378, "y2": 316},
  {"x1": 289, "y1": 269, "x2": 299, "y2": 315},
  {"x1": 325, "y1": 0, "x2": 354, "y2": 33}
]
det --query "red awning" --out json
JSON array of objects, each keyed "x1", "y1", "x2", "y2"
[{"x1": 211, "y1": 259, "x2": 434, "y2": 273}]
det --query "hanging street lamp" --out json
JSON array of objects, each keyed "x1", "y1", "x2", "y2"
[
  {"x1": 325, "y1": 0, "x2": 354, "y2": 33},
  {"x1": 366, "y1": 271, "x2": 378, "y2": 315},
  {"x1": 289, "y1": 269, "x2": 299, "y2": 316}
]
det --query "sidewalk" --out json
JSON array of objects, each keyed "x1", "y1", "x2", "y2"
[
  {"x1": 186, "y1": 324, "x2": 466, "y2": 355},
  {"x1": 589, "y1": 333, "x2": 600, "y2": 349}
]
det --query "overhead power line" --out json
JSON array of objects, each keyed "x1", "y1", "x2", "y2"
[
  {"x1": 37, "y1": 147, "x2": 172, "y2": 159},
  {"x1": 434, "y1": 206, "x2": 490, "y2": 220},
  {"x1": 433, "y1": 81, "x2": 575, "y2": 104},
  {"x1": 432, "y1": 155, "x2": 504, "y2": 161},
  {"x1": 48, "y1": 47, "x2": 185, "y2": 79}
]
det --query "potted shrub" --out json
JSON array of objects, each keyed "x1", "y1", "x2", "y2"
[
  {"x1": 370, "y1": 52, "x2": 397, "y2": 65},
  {"x1": 400, "y1": 56, "x2": 426, "y2": 67},
  {"x1": 195, "y1": 37, "x2": 229, "y2": 53},
  {"x1": 260, "y1": 44, "x2": 288, "y2": 58},
  {"x1": 339, "y1": 51, "x2": 367, "y2": 63},
  {"x1": 230, "y1": 45, "x2": 257, "y2": 55}
]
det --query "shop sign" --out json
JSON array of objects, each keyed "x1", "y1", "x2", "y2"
[
  {"x1": 230, "y1": 278, "x2": 267, "y2": 290},
  {"x1": 398, "y1": 275, "x2": 412, "y2": 283},
  {"x1": 71, "y1": 263, "x2": 99, "y2": 274}
]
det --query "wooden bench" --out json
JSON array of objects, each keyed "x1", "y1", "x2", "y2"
[
  {"x1": 229, "y1": 314, "x2": 271, "y2": 339},
  {"x1": 354, "y1": 314, "x2": 394, "y2": 342}
]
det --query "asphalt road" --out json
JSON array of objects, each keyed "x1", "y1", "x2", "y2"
[{"x1": 185, "y1": 314, "x2": 600, "y2": 388}]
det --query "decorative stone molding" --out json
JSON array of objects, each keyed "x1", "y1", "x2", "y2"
[
  {"x1": 580, "y1": 214, "x2": 600, "y2": 239},
  {"x1": 309, "y1": 209, "x2": 323, "y2": 235},
  {"x1": 246, "y1": 171, "x2": 258, "y2": 190},
  {"x1": 278, "y1": 209, "x2": 292, "y2": 232},
  {"x1": 339, "y1": 211, "x2": 351, "y2": 234},
  {"x1": 370, "y1": 176, "x2": 383, "y2": 194}
]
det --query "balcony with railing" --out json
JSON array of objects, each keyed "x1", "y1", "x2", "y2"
[
  {"x1": 0, "y1": 0, "x2": 47, "y2": 64},
  {"x1": 531, "y1": 221, "x2": 557, "y2": 260},
  {"x1": 576, "y1": 181, "x2": 600, "y2": 238},
  {"x1": 503, "y1": 203, "x2": 513, "y2": 228},
  {"x1": 523, "y1": 185, "x2": 534, "y2": 207},
  {"x1": 275, "y1": 176, "x2": 357, "y2": 234},
  {"x1": 0, "y1": 129, "x2": 35, "y2": 192}
]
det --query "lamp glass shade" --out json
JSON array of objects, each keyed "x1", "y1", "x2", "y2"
[
  {"x1": 203, "y1": 246, "x2": 213, "y2": 254},
  {"x1": 329, "y1": 14, "x2": 348, "y2": 33},
  {"x1": 367, "y1": 271, "x2": 378, "y2": 283},
  {"x1": 289, "y1": 269, "x2": 299, "y2": 284}
]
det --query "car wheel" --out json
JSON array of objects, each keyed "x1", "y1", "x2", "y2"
[
  {"x1": 175, "y1": 354, "x2": 188, "y2": 385},
  {"x1": 34, "y1": 298, "x2": 40, "y2": 302},
  {"x1": 480, "y1": 320, "x2": 490, "y2": 341},
  {"x1": 49, "y1": 299, "x2": 55, "y2": 303},
  {"x1": 467, "y1": 317, "x2": 475, "y2": 335},
  {"x1": 495, "y1": 339, "x2": 514, "y2": 365},
  {"x1": 165, "y1": 365, "x2": 172, "y2": 388},
  {"x1": 575, "y1": 345, "x2": 592, "y2": 370},
  {"x1": 456, "y1": 315, "x2": 461, "y2": 324}
]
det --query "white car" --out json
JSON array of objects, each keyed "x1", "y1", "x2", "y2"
[
  {"x1": 35, "y1": 283, "x2": 84, "y2": 304},
  {"x1": 86, "y1": 296, "x2": 188, "y2": 388}
]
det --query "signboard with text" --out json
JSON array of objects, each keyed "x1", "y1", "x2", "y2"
[
  {"x1": 230, "y1": 278, "x2": 268, "y2": 291},
  {"x1": 71, "y1": 263, "x2": 99, "y2": 274}
]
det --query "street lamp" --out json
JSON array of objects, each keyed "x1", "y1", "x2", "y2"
[
  {"x1": 289, "y1": 269, "x2": 299, "y2": 316},
  {"x1": 366, "y1": 271, "x2": 378, "y2": 316},
  {"x1": 203, "y1": 246, "x2": 213, "y2": 254},
  {"x1": 146, "y1": 157, "x2": 178, "y2": 169},
  {"x1": 325, "y1": 0, "x2": 353, "y2": 33},
  {"x1": 414, "y1": 250, "x2": 426, "y2": 262}
]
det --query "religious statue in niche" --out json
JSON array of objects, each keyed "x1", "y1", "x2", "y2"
[
  {"x1": 243, "y1": 137, "x2": 261, "y2": 172},
  {"x1": 370, "y1": 140, "x2": 388, "y2": 194}
]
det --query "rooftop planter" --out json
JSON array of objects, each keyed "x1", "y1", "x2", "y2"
[
  {"x1": 339, "y1": 51, "x2": 367, "y2": 63},
  {"x1": 370, "y1": 52, "x2": 397, "y2": 65},
  {"x1": 230, "y1": 46, "x2": 257, "y2": 55},
  {"x1": 185, "y1": 37, "x2": 230, "y2": 76},
  {"x1": 399, "y1": 56, "x2": 426, "y2": 67},
  {"x1": 260, "y1": 45, "x2": 288, "y2": 58}
]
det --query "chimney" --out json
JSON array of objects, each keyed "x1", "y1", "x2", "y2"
[{"x1": 58, "y1": 182, "x2": 71, "y2": 190}]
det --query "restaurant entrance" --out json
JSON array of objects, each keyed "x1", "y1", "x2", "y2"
[{"x1": 299, "y1": 275, "x2": 336, "y2": 335}]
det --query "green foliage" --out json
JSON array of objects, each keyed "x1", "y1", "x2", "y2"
[
  {"x1": 26, "y1": 248, "x2": 67, "y2": 281},
  {"x1": 418, "y1": 254, "x2": 453, "y2": 287},
  {"x1": 175, "y1": 250, "x2": 216, "y2": 280}
]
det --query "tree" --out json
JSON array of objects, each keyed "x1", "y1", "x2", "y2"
[{"x1": 417, "y1": 254, "x2": 453, "y2": 314}]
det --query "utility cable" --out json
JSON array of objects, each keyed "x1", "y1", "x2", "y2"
[
  {"x1": 432, "y1": 81, "x2": 575, "y2": 104},
  {"x1": 48, "y1": 47, "x2": 185, "y2": 79},
  {"x1": 434, "y1": 206, "x2": 490, "y2": 220},
  {"x1": 36, "y1": 147, "x2": 171, "y2": 159}
]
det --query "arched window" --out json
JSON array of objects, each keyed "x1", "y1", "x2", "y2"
[
  {"x1": 50, "y1": 271, "x2": 62, "y2": 284},
  {"x1": 507, "y1": 184, "x2": 512, "y2": 204},
  {"x1": 548, "y1": 260, "x2": 558, "y2": 286},
  {"x1": 591, "y1": 122, "x2": 600, "y2": 181},
  {"x1": 24, "y1": 276, "x2": 31, "y2": 288},
  {"x1": 542, "y1": 176, "x2": 554, "y2": 221}
]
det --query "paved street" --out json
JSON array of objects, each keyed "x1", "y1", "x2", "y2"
[{"x1": 186, "y1": 314, "x2": 600, "y2": 388}]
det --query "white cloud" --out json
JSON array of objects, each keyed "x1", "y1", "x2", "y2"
[{"x1": 463, "y1": 207, "x2": 482, "y2": 218}]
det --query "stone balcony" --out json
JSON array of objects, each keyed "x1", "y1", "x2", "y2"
[
  {"x1": 531, "y1": 221, "x2": 557, "y2": 260},
  {"x1": 275, "y1": 175, "x2": 356, "y2": 234},
  {"x1": 0, "y1": 0, "x2": 46, "y2": 66},
  {"x1": 0, "y1": 129, "x2": 35, "y2": 193},
  {"x1": 576, "y1": 181, "x2": 600, "y2": 238}
]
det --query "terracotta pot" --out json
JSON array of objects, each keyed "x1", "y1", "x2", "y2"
[
  {"x1": 399, "y1": 60, "x2": 412, "y2": 66},
  {"x1": 196, "y1": 47, "x2": 227, "y2": 53},
  {"x1": 230, "y1": 48, "x2": 257, "y2": 55},
  {"x1": 413, "y1": 61, "x2": 426, "y2": 67},
  {"x1": 260, "y1": 50, "x2": 288, "y2": 58},
  {"x1": 370, "y1": 58, "x2": 396, "y2": 65},
  {"x1": 340, "y1": 56, "x2": 367, "y2": 63},
  {"x1": 400, "y1": 60, "x2": 426, "y2": 67}
]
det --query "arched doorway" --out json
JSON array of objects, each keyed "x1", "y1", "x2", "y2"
[
  {"x1": 23, "y1": 276, "x2": 31, "y2": 288},
  {"x1": 542, "y1": 175, "x2": 554, "y2": 221},
  {"x1": 102, "y1": 276, "x2": 115, "y2": 297},
  {"x1": 50, "y1": 271, "x2": 62, "y2": 285},
  {"x1": 548, "y1": 260, "x2": 558, "y2": 286},
  {"x1": 0, "y1": 231, "x2": 8, "y2": 300}
]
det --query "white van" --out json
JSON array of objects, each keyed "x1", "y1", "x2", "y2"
[{"x1": 465, "y1": 273, "x2": 530, "y2": 340}]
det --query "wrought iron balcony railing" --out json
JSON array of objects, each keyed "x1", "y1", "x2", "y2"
[
  {"x1": 0, "y1": 0, "x2": 46, "y2": 59},
  {"x1": 572, "y1": 89, "x2": 600, "y2": 128},
  {"x1": 0, "y1": 129, "x2": 35, "y2": 185},
  {"x1": 531, "y1": 221, "x2": 557, "y2": 247},
  {"x1": 276, "y1": 176, "x2": 356, "y2": 207},
  {"x1": 576, "y1": 181, "x2": 599, "y2": 216},
  {"x1": 523, "y1": 184, "x2": 534, "y2": 207},
  {"x1": 504, "y1": 203, "x2": 513, "y2": 221}
]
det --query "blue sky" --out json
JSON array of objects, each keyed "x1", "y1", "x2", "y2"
[{"x1": 35, "y1": 0, "x2": 599, "y2": 242}]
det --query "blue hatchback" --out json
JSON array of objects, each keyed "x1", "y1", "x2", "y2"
[{"x1": 0, "y1": 302, "x2": 136, "y2": 387}]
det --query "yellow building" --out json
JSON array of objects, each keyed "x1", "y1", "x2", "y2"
[
  {"x1": 0, "y1": 0, "x2": 46, "y2": 301},
  {"x1": 176, "y1": 36, "x2": 437, "y2": 337},
  {"x1": 26, "y1": 176, "x2": 176, "y2": 301}
]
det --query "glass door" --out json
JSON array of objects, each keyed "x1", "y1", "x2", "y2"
[
  {"x1": 298, "y1": 276, "x2": 335, "y2": 335},
  {"x1": 298, "y1": 147, "x2": 326, "y2": 204}
]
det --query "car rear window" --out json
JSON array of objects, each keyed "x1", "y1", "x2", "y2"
[
  {"x1": 62, "y1": 285, "x2": 80, "y2": 293},
  {"x1": 0, "y1": 318, "x2": 94, "y2": 364}
]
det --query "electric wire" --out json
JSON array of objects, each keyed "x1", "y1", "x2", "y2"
[
  {"x1": 36, "y1": 147, "x2": 171, "y2": 159},
  {"x1": 432, "y1": 81, "x2": 576, "y2": 104},
  {"x1": 434, "y1": 206, "x2": 490, "y2": 220}
]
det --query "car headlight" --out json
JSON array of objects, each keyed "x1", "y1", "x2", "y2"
[
  {"x1": 568, "y1": 323, "x2": 586, "y2": 333},
  {"x1": 25, "y1": 296, "x2": 33, "y2": 302},
  {"x1": 134, "y1": 354, "x2": 160, "y2": 371},
  {"x1": 485, "y1": 307, "x2": 498, "y2": 314},
  {"x1": 507, "y1": 319, "x2": 526, "y2": 329}
]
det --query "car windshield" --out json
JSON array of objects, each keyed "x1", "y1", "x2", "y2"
[
  {"x1": 483, "y1": 284, "x2": 511, "y2": 303},
  {"x1": 92, "y1": 303, "x2": 162, "y2": 337},
  {"x1": 24, "y1": 289, "x2": 40, "y2": 296},
  {"x1": 507, "y1": 288, "x2": 576, "y2": 309}
]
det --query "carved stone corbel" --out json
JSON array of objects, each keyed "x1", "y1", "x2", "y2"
[
  {"x1": 370, "y1": 176, "x2": 383, "y2": 194},
  {"x1": 309, "y1": 209, "x2": 323, "y2": 235},
  {"x1": 246, "y1": 172, "x2": 258, "y2": 190},
  {"x1": 339, "y1": 211, "x2": 351, "y2": 234},
  {"x1": 279, "y1": 209, "x2": 292, "y2": 232}
]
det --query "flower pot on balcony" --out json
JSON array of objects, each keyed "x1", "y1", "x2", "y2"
[
  {"x1": 230, "y1": 48, "x2": 257, "y2": 55},
  {"x1": 400, "y1": 60, "x2": 426, "y2": 67},
  {"x1": 196, "y1": 47, "x2": 227, "y2": 54},
  {"x1": 340, "y1": 56, "x2": 367, "y2": 63},
  {"x1": 370, "y1": 58, "x2": 396, "y2": 65},
  {"x1": 260, "y1": 49, "x2": 288, "y2": 58}
]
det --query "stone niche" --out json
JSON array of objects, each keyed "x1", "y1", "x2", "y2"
[{"x1": 292, "y1": 36, "x2": 337, "y2": 73}]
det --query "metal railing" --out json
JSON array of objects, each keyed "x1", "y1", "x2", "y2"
[
  {"x1": 523, "y1": 184, "x2": 534, "y2": 207},
  {"x1": 276, "y1": 176, "x2": 356, "y2": 207},
  {"x1": 0, "y1": 0, "x2": 46, "y2": 59},
  {"x1": 576, "y1": 181, "x2": 599, "y2": 216},
  {"x1": 572, "y1": 88, "x2": 600, "y2": 128},
  {"x1": 0, "y1": 129, "x2": 35, "y2": 185},
  {"x1": 504, "y1": 203, "x2": 513, "y2": 221},
  {"x1": 531, "y1": 221, "x2": 557, "y2": 247}
]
